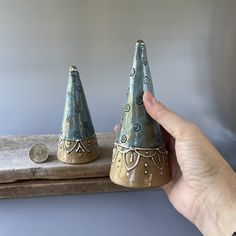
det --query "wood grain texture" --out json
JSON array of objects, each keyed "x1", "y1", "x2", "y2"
[
  {"x1": 0, "y1": 133, "x2": 114, "y2": 183},
  {"x1": 0, "y1": 177, "x2": 131, "y2": 199},
  {"x1": 0, "y1": 133, "x2": 136, "y2": 199}
]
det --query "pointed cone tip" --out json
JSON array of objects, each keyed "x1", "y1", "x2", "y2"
[
  {"x1": 136, "y1": 39, "x2": 145, "y2": 47},
  {"x1": 69, "y1": 65, "x2": 77, "y2": 72}
]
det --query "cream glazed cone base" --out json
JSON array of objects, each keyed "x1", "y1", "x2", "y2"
[
  {"x1": 110, "y1": 144, "x2": 171, "y2": 188},
  {"x1": 57, "y1": 135, "x2": 100, "y2": 164}
]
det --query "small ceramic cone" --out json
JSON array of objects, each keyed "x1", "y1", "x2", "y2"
[
  {"x1": 110, "y1": 40, "x2": 171, "y2": 188},
  {"x1": 57, "y1": 65, "x2": 100, "y2": 164}
]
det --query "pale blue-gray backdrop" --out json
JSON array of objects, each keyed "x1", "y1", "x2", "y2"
[{"x1": 0, "y1": 0, "x2": 235, "y2": 235}]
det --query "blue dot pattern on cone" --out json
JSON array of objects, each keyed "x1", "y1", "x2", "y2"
[
  {"x1": 115, "y1": 40, "x2": 164, "y2": 148},
  {"x1": 60, "y1": 67, "x2": 95, "y2": 141}
]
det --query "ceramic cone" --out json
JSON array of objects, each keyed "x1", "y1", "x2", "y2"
[
  {"x1": 57, "y1": 66, "x2": 100, "y2": 164},
  {"x1": 110, "y1": 40, "x2": 171, "y2": 188}
]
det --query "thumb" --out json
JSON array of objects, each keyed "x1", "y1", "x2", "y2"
[{"x1": 143, "y1": 92, "x2": 191, "y2": 140}]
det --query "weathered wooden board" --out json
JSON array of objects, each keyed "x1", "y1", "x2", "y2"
[
  {"x1": 0, "y1": 133, "x2": 234, "y2": 199},
  {"x1": 0, "y1": 133, "x2": 114, "y2": 183},
  {"x1": 0, "y1": 133, "x2": 136, "y2": 199},
  {"x1": 0, "y1": 177, "x2": 131, "y2": 199}
]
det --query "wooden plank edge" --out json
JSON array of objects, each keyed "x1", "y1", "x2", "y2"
[
  {"x1": 0, "y1": 177, "x2": 132, "y2": 200},
  {"x1": 0, "y1": 165, "x2": 111, "y2": 184}
]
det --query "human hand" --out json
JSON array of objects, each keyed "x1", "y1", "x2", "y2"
[{"x1": 142, "y1": 91, "x2": 236, "y2": 236}]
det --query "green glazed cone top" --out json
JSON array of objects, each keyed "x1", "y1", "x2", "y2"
[
  {"x1": 60, "y1": 65, "x2": 95, "y2": 141},
  {"x1": 115, "y1": 40, "x2": 163, "y2": 148}
]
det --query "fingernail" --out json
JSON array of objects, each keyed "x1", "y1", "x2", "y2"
[{"x1": 143, "y1": 92, "x2": 155, "y2": 105}]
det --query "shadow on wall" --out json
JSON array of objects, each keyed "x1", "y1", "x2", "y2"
[{"x1": 194, "y1": 0, "x2": 236, "y2": 141}]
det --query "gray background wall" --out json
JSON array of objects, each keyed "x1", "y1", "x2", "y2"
[{"x1": 0, "y1": 0, "x2": 235, "y2": 235}]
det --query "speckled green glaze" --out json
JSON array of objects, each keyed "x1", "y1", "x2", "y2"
[
  {"x1": 60, "y1": 66, "x2": 95, "y2": 141},
  {"x1": 115, "y1": 40, "x2": 163, "y2": 148}
]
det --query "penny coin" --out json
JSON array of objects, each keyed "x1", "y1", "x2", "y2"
[{"x1": 29, "y1": 144, "x2": 49, "y2": 163}]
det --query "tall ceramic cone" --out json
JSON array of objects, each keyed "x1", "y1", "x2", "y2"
[
  {"x1": 110, "y1": 40, "x2": 171, "y2": 188},
  {"x1": 57, "y1": 65, "x2": 100, "y2": 164}
]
